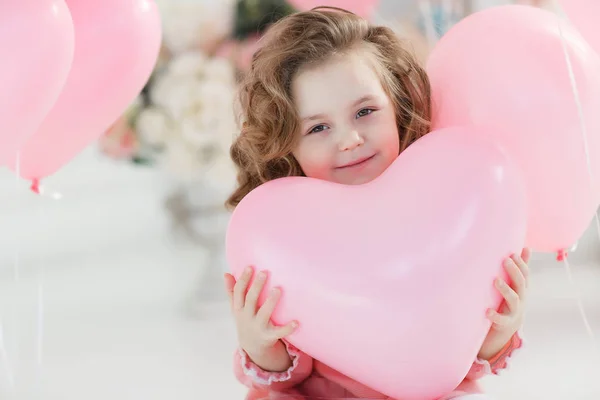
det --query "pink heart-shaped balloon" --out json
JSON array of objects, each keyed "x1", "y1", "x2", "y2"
[
  {"x1": 1, "y1": 0, "x2": 161, "y2": 179},
  {"x1": 227, "y1": 127, "x2": 527, "y2": 399},
  {"x1": 0, "y1": 0, "x2": 74, "y2": 164}
]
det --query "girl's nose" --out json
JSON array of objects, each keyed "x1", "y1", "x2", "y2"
[{"x1": 338, "y1": 129, "x2": 364, "y2": 151}]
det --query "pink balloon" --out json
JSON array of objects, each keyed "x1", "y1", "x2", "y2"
[
  {"x1": 559, "y1": 0, "x2": 600, "y2": 56},
  {"x1": 1, "y1": 0, "x2": 162, "y2": 180},
  {"x1": 288, "y1": 0, "x2": 379, "y2": 19},
  {"x1": 226, "y1": 127, "x2": 527, "y2": 400},
  {"x1": 427, "y1": 5, "x2": 600, "y2": 253},
  {"x1": 0, "y1": 0, "x2": 74, "y2": 165}
]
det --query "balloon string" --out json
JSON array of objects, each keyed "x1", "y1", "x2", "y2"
[
  {"x1": 557, "y1": 18, "x2": 598, "y2": 351},
  {"x1": 594, "y1": 210, "x2": 600, "y2": 243},
  {"x1": 0, "y1": 154, "x2": 21, "y2": 394},
  {"x1": 557, "y1": 21, "x2": 600, "y2": 241},
  {"x1": 36, "y1": 278, "x2": 44, "y2": 370},
  {"x1": 19, "y1": 174, "x2": 51, "y2": 393},
  {"x1": 34, "y1": 194, "x2": 45, "y2": 393},
  {"x1": 15, "y1": 152, "x2": 20, "y2": 186},
  {"x1": 14, "y1": 152, "x2": 21, "y2": 282},
  {"x1": 0, "y1": 321, "x2": 15, "y2": 395},
  {"x1": 562, "y1": 256, "x2": 597, "y2": 351}
]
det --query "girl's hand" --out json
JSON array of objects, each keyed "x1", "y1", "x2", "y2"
[
  {"x1": 224, "y1": 267, "x2": 298, "y2": 372},
  {"x1": 478, "y1": 248, "x2": 530, "y2": 361}
]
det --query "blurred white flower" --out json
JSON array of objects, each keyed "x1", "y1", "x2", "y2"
[
  {"x1": 162, "y1": 139, "x2": 205, "y2": 182},
  {"x1": 151, "y1": 71, "x2": 236, "y2": 180},
  {"x1": 202, "y1": 57, "x2": 236, "y2": 85},
  {"x1": 136, "y1": 107, "x2": 172, "y2": 146},
  {"x1": 180, "y1": 116, "x2": 215, "y2": 147},
  {"x1": 151, "y1": 74, "x2": 202, "y2": 121},
  {"x1": 196, "y1": 80, "x2": 236, "y2": 114},
  {"x1": 169, "y1": 52, "x2": 207, "y2": 77}
]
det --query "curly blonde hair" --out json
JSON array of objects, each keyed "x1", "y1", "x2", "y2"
[{"x1": 226, "y1": 7, "x2": 431, "y2": 209}]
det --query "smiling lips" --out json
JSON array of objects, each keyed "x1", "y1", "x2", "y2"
[{"x1": 336, "y1": 154, "x2": 376, "y2": 169}]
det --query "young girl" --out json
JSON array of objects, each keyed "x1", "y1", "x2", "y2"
[{"x1": 223, "y1": 7, "x2": 529, "y2": 400}]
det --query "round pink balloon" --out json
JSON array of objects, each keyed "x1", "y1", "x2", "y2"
[
  {"x1": 0, "y1": 0, "x2": 74, "y2": 166},
  {"x1": 559, "y1": 0, "x2": 600, "y2": 56},
  {"x1": 1, "y1": 0, "x2": 162, "y2": 179},
  {"x1": 427, "y1": 5, "x2": 600, "y2": 253},
  {"x1": 227, "y1": 127, "x2": 527, "y2": 400},
  {"x1": 288, "y1": 0, "x2": 379, "y2": 19}
]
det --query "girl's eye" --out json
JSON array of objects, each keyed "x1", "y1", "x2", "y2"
[
  {"x1": 308, "y1": 124, "x2": 328, "y2": 134},
  {"x1": 356, "y1": 108, "x2": 375, "y2": 118}
]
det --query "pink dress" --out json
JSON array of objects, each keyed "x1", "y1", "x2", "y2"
[{"x1": 234, "y1": 333, "x2": 523, "y2": 400}]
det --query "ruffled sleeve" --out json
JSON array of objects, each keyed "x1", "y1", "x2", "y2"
[
  {"x1": 466, "y1": 332, "x2": 524, "y2": 380},
  {"x1": 233, "y1": 342, "x2": 314, "y2": 392}
]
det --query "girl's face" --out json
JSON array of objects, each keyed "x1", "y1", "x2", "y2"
[{"x1": 291, "y1": 49, "x2": 400, "y2": 185}]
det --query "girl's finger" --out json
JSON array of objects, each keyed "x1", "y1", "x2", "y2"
[
  {"x1": 256, "y1": 287, "x2": 282, "y2": 325},
  {"x1": 515, "y1": 251, "x2": 530, "y2": 284},
  {"x1": 271, "y1": 320, "x2": 299, "y2": 340},
  {"x1": 521, "y1": 247, "x2": 532, "y2": 265},
  {"x1": 486, "y1": 308, "x2": 512, "y2": 327},
  {"x1": 233, "y1": 267, "x2": 253, "y2": 311},
  {"x1": 245, "y1": 270, "x2": 267, "y2": 314},
  {"x1": 496, "y1": 277, "x2": 520, "y2": 313},
  {"x1": 506, "y1": 257, "x2": 527, "y2": 296},
  {"x1": 224, "y1": 273, "x2": 236, "y2": 307}
]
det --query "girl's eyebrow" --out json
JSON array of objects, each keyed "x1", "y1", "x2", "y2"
[
  {"x1": 301, "y1": 94, "x2": 378, "y2": 123},
  {"x1": 350, "y1": 94, "x2": 376, "y2": 107},
  {"x1": 302, "y1": 113, "x2": 327, "y2": 123}
]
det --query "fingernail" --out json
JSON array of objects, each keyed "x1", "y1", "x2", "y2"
[
  {"x1": 271, "y1": 287, "x2": 280, "y2": 295},
  {"x1": 257, "y1": 271, "x2": 266, "y2": 280},
  {"x1": 495, "y1": 278, "x2": 504, "y2": 288},
  {"x1": 486, "y1": 309, "x2": 494, "y2": 317},
  {"x1": 291, "y1": 321, "x2": 298, "y2": 328},
  {"x1": 245, "y1": 266, "x2": 252, "y2": 274},
  {"x1": 505, "y1": 258, "x2": 514, "y2": 267}
]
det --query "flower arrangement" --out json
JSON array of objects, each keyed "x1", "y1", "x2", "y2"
[
  {"x1": 100, "y1": 0, "x2": 296, "y2": 183},
  {"x1": 102, "y1": 54, "x2": 237, "y2": 180}
]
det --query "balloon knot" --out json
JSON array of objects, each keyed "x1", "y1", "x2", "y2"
[
  {"x1": 30, "y1": 178, "x2": 40, "y2": 194},
  {"x1": 557, "y1": 249, "x2": 568, "y2": 262}
]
